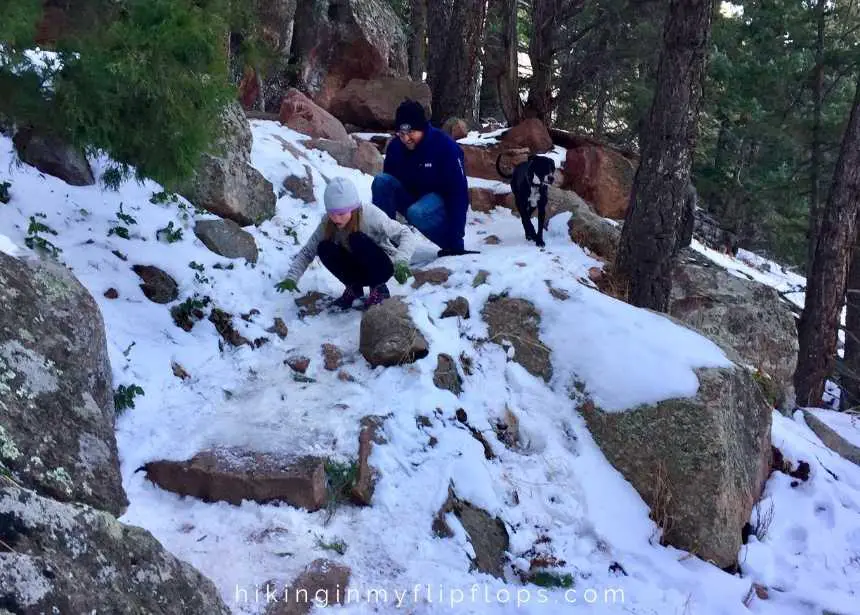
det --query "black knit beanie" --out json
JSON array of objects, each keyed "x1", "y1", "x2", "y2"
[{"x1": 394, "y1": 99, "x2": 429, "y2": 132}]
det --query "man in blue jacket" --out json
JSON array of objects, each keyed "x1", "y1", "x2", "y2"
[{"x1": 371, "y1": 100, "x2": 470, "y2": 255}]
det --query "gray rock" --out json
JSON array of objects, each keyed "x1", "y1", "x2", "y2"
[
  {"x1": 0, "y1": 484, "x2": 230, "y2": 614},
  {"x1": 0, "y1": 252, "x2": 126, "y2": 515},
  {"x1": 283, "y1": 165, "x2": 316, "y2": 203},
  {"x1": 131, "y1": 265, "x2": 178, "y2": 304},
  {"x1": 803, "y1": 410, "x2": 860, "y2": 466},
  {"x1": 482, "y1": 296, "x2": 552, "y2": 382},
  {"x1": 359, "y1": 297, "x2": 429, "y2": 367},
  {"x1": 12, "y1": 127, "x2": 94, "y2": 186},
  {"x1": 580, "y1": 367, "x2": 772, "y2": 570},
  {"x1": 441, "y1": 296, "x2": 470, "y2": 319},
  {"x1": 304, "y1": 137, "x2": 383, "y2": 176},
  {"x1": 433, "y1": 486, "x2": 509, "y2": 579},
  {"x1": 194, "y1": 219, "x2": 259, "y2": 262},
  {"x1": 670, "y1": 251, "x2": 798, "y2": 408},
  {"x1": 544, "y1": 187, "x2": 621, "y2": 263},
  {"x1": 433, "y1": 353, "x2": 463, "y2": 396},
  {"x1": 179, "y1": 101, "x2": 275, "y2": 226}
]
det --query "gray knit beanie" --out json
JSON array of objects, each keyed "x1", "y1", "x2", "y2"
[{"x1": 324, "y1": 177, "x2": 362, "y2": 215}]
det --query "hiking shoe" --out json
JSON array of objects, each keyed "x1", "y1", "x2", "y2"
[
  {"x1": 332, "y1": 285, "x2": 363, "y2": 309},
  {"x1": 364, "y1": 284, "x2": 391, "y2": 308}
]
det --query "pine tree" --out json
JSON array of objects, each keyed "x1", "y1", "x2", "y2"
[
  {"x1": 614, "y1": 0, "x2": 715, "y2": 311},
  {"x1": 0, "y1": 0, "x2": 234, "y2": 187}
]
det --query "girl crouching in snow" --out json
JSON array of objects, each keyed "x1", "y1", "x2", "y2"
[{"x1": 275, "y1": 176, "x2": 417, "y2": 309}]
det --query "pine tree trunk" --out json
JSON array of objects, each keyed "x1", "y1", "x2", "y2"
[
  {"x1": 614, "y1": 0, "x2": 715, "y2": 311},
  {"x1": 408, "y1": 0, "x2": 428, "y2": 81},
  {"x1": 427, "y1": 0, "x2": 487, "y2": 125},
  {"x1": 808, "y1": 0, "x2": 826, "y2": 272},
  {"x1": 795, "y1": 76, "x2": 860, "y2": 407},
  {"x1": 842, "y1": 240, "x2": 860, "y2": 409},
  {"x1": 498, "y1": 0, "x2": 522, "y2": 125},
  {"x1": 525, "y1": 0, "x2": 557, "y2": 123}
]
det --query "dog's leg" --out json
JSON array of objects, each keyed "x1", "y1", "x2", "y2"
[
  {"x1": 536, "y1": 201, "x2": 546, "y2": 248},
  {"x1": 519, "y1": 203, "x2": 537, "y2": 241}
]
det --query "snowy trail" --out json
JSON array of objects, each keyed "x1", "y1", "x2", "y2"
[{"x1": 1, "y1": 120, "x2": 859, "y2": 615}]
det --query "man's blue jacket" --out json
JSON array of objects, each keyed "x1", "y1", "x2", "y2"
[{"x1": 383, "y1": 126, "x2": 469, "y2": 251}]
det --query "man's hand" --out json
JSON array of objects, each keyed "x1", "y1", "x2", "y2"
[
  {"x1": 393, "y1": 261, "x2": 412, "y2": 284},
  {"x1": 275, "y1": 278, "x2": 298, "y2": 293}
]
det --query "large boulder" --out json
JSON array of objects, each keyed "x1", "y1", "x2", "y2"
[
  {"x1": 499, "y1": 118, "x2": 553, "y2": 154},
  {"x1": 179, "y1": 101, "x2": 276, "y2": 226},
  {"x1": 0, "y1": 252, "x2": 126, "y2": 515},
  {"x1": 291, "y1": 0, "x2": 408, "y2": 109},
  {"x1": 561, "y1": 144, "x2": 637, "y2": 220},
  {"x1": 235, "y1": 0, "x2": 299, "y2": 112},
  {"x1": 802, "y1": 411, "x2": 860, "y2": 466},
  {"x1": 359, "y1": 297, "x2": 429, "y2": 367},
  {"x1": 329, "y1": 78, "x2": 432, "y2": 130},
  {"x1": 542, "y1": 187, "x2": 621, "y2": 263},
  {"x1": 304, "y1": 136, "x2": 383, "y2": 176},
  {"x1": 278, "y1": 89, "x2": 350, "y2": 141},
  {"x1": 670, "y1": 251, "x2": 798, "y2": 407},
  {"x1": 142, "y1": 449, "x2": 328, "y2": 511},
  {"x1": 194, "y1": 219, "x2": 259, "y2": 263},
  {"x1": 580, "y1": 367, "x2": 772, "y2": 570},
  {"x1": 482, "y1": 296, "x2": 552, "y2": 382},
  {"x1": 0, "y1": 484, "x2": 230, "y2": 614},
  {"x1": 12, "y1": 127, "x2": 94, "y2": 186},
  {"x1": 462, "y1": 145, "x2": 529, "y2": 181}
]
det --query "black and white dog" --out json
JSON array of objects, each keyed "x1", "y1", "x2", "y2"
[{"x1": 495, "y1": 153, "x2": 556, "y2": 247}]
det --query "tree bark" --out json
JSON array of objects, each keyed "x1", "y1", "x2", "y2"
[
  {"x1": 808, "y1": 0, "x2": 826, "y2": 272},
  {"x1": 524, "y1": 0, "x2": 558, "y2": 123},
  {"x1": 842, "y1": 239, "x2": 860, "y2": 409},
  {"x1": 427, "y1": 0, "x2": 487, "y2": 125},
  {"x1": 408, "y1": 0, "x2": 428, "y2": 81},
  {"x1": 614, "y1": 0, "x2": 714, "y2": 312},
  {"x1": 795, "y1": 76, "x2": 860, "y2": 407},
  {"x1": 498, "y1": 0, "x2": 522, "y2": 125}
]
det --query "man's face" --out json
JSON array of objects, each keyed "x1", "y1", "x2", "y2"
[{"x1": 397, "y1": 128, "x2": 424, "y2": 150}]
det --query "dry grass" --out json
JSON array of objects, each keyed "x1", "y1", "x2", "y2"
[
  {"x1": 649, "y1": 462, "x2": 674, "y2": 545},
  {"x1": 751, "y1": 499, "x2": 775, "y2": 541}
]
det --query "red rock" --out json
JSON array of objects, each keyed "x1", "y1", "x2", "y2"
[
  {"x1": 278, "y1": 89, "x2": 349, "y2": 141},
  {"x1": 500, "y1": 118, "x2": 553, "y2": 154},
  {"x1": 350, "y1": 416, "x2": 386, "y2": 505},
  {"x1": 143, "y1": 450, "x2": 327, "y2": 511},
  {"x1": 322, "y1": 343, "x2": 343, "y2": 371},
  {"x1": 562, "y1": 145, "x2": 637, "y2": 220},
  {"x1": 286, "y1": 356, "x2": 311, "y2": 374},
  {"x1": 469, "y1": 187, "x2": 496, "y2": 213},
  {"x1": 462, "y1": 145, "x2": 529, "y2": 181},
  {"x1": 328, "y1": 78, "x2": 432, "y2": 130}
]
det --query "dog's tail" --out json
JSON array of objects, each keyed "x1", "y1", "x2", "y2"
[{"x1": 495, "y1": 153, "x2": 514, "y2": 179}]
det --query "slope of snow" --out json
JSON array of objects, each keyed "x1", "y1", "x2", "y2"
[{"x1": 0, "y1": 120, "x2": 858, "y2": 615}]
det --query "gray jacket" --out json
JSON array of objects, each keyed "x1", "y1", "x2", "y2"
[{"x1": 286, "y1": 204, "x2": 419, "y2": 282}]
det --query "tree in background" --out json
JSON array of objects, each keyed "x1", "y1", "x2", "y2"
[
  {"x1": 427, "y1": 0, "x2": 488, "y2": 125},
  {"x1": 614, "y1": 0, "x2": 714, "y2": 311},
  {"x1": 480, "y1": 0, "x2": 522, "y2": 125},
  {"x1": 794, "y1": 76, "x2": 860, "y2": 407},
  {"x1": 0, "y1": 0, "x2": 234, "y2": 187}
]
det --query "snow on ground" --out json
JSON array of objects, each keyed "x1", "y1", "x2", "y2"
[{"x1": 1, "y1": 119, "x2": 858, "y2": 615}]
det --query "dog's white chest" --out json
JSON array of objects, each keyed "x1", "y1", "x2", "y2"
[{"x1": 528, "y1": 188, "x2": 541, "y2": 209}]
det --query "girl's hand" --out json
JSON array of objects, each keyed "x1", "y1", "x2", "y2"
[
  {"x1": 275, "y1": 278, "x2": 299, "y2": 293},
  {"x1": 394, "y1": 262, "x2": 412, "y2": 284}
]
